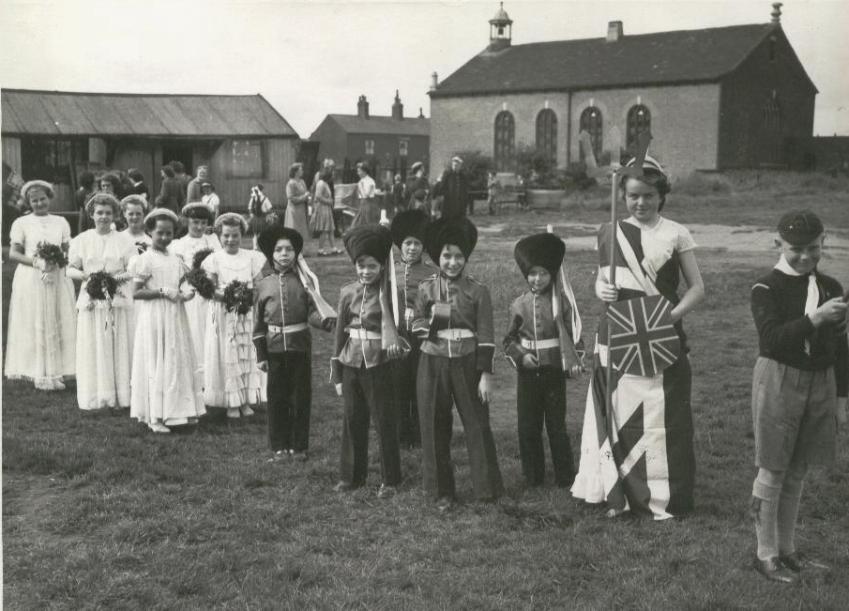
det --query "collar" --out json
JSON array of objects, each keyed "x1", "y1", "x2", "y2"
[
  {"x1": 774, "y1": 255, "x2": 814, "y2": 277},
  {"x1": 400, "y1": 255, "x2": 421, "y2": 265}
]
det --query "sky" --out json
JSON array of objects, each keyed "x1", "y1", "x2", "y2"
[{"x1": 1, "y1": 0, "x2": 847, "y2": 137}]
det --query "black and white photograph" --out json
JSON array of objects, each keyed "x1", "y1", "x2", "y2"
[{"x1": 1, "y1": 0, "x2": 847, "y2": 607}]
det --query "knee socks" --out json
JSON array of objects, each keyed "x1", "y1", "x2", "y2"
[
  {"x1": 751, "y1": 462, "x2": 807, "y2": 560},
  {"x1": 777, "y1": 462, "x2": 807, "y2": 556}
]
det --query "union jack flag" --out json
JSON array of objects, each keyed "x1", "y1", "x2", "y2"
[{"x1": 606, "y1": 295, "x2": 680, "y2": 377}]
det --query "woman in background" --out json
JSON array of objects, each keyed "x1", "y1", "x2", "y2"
[
  {"x1": 285, "y1": 163, "x2": 311, "y2": 244},
  {"x1": 350, "y1": 162, "x2": 380, "y2": 229}
]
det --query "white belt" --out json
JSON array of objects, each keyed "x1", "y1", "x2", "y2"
[
  {"x1": 436, "y1": 328, "x2": 476, "y2": 341},
  {"x1": 346, "y1": 327, "x2": 381, "y2": 340},
  {"x1": 268, "y1": 322, "x2": 308, "y2": 334},
  {"x1": 520, "y1": 338, "x2": 560, "y2": 350}
]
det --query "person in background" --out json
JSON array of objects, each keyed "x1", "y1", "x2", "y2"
[
  {"x1": 99, "y1": 172, "x2": 123, "y2": 198},
  {"x1": 432, "y1": 156, "x2": 471, "y2": 220},
  {"x1": 312, "y1": 158, "x2": 336, "y2": 200},
  {"x1": 284, "y1": 163, "x2": 311, "y2": 247},
  {"x1": 248, "y1": 184, "x2": 273, "y2": 249},
  {"x1": 350, "y1": 162, "x2": 380, "y2": 229},
  {"x1": 119, "y1": 195, "x2": 152, "y2": 255},
  {"x1": 127, "y1": 168, "x2": 150, "y2": 206},
  {"x1": 201, "y1": 182, "x2": 220, "y2": 219},
  {"x1": 186, "y1": 165, "x2": 209, "y2": 204},
  {"x1": 75, "y1": 170, "x2": 97, "y2": 233},
  {"x1": 4, "y1": 180, "x2": 77, "y2": 391},
  {"x1": 407, "y1": 161, "x2": 429, "y2": 212},
  {"x1": 309, "y1": 168, "x2": 340, "y2": 256},
  {"x1": 391, "y1": 173, "x2": 407, "y2": 217},
  {"x1": 170, "y1": 161, "x2": 190, "y2": 198},
  {"x1": 155, "y1": 165, "x2": 185, "y2": 213},
  {"x1": 486, "y1": 171, "x2": 499, "y2": 216}
]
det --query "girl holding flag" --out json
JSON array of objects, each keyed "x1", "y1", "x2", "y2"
[{"x1": 571, "y1": 155, "x2": 705, "y2": 519}]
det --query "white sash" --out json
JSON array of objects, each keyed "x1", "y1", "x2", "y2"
[{"x1": 615, "y1": 225, "x2": 659, "y2": 297}]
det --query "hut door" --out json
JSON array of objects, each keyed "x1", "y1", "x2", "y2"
[{"x1": 162, "y1": 144, "x2": 193, "y2": 175}]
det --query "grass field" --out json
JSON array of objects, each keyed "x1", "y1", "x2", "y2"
[{"x1": 3, "y1": 187, "x2": 849, "y2": 609}]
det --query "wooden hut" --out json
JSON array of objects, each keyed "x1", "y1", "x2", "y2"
[{"x1": 1, "y1": 89, "x2": 300, "y2": 220}]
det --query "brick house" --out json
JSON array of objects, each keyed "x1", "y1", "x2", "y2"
[
  {"x1": 428, "y1": 3, "x2": 816, "y2": 178},
  {"x1": 309, "y1": 93, "x2": 429, "y2": 185}
]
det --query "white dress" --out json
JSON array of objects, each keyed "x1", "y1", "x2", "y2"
[
  {"x1": 130, "y1": 249, "x2": 205, "y2": 426},
  {"x1": 171, "y1": 233, "x2": 222, "y2": 377},
  {"x1": 121, "y1": 229, "x2": 152, "y2": 334},
  {"x1": 202, "y1": 248, "x2": 266, "y2": 407},
  {"x1": 4, "y1": 214, "x2": 77, "y2": 389},
  {"x1": 68, "y1": 229, "x2": 137, "y2": 410}
]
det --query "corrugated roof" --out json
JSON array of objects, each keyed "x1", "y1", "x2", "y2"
[
  {"x1": 1, "y1": 89, "x2": 298, "y2": 137},
  {"x1": 431, "y1": 23, "x2": 784, "y2": 97},
  {"x1": 326, "y1": 114, "x2": 430, "y2": 136}
]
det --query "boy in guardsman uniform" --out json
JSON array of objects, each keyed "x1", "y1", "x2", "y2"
[
  {"x1": 749, "y1": 210, "x2": 848, "y2": 584},
  {"x1": 412, "y1": 217, "x2": 503, "y2": 510},
  {"x1": 331, "y1": 225, "x2": 406, "y2": 498},
  {"x1": 391, "y1": 209, "x2": 436, "y2": 448},
  {"x1": 254, "y1": 226, "x2": 332, "y2": 461},
  {"x1": 504, "y1": 233, "x2": 583, "y2": 488}
]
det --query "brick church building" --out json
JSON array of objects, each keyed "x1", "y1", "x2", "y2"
[{"x1": 428, "y1": 3, "x2": 816, "y2": 178}]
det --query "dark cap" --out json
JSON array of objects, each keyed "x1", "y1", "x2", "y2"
[
  {"x1": 258, "y1": 225, "x2": 303, "y2": 262},
  {"x1": 390, "y1": 209, "x2": 430, "y2": 248},
  {"x1": 777, "y1": 210, "x2": 824, "y2": 245},
  {"x1": 514, "y1": 233, "x2": 565, "y2": 278},
  {"x1": 424, "y1": 217, "x2": 478, "y2": 263},
  {"x1": 344, "y1": 225, "x2": 393, "y2": 264}
]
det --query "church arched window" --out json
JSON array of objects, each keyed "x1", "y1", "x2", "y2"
[
  {"x1": 535, "y1": 109, "x2": 557, "y2": 164},
  {"x1": 494, "y1": 111, "x2": 515, "y2": 172},
  {"x1": 579, "y1": 107, "x2": 603, "y2": 159},
  {"x1": 626, "y1": 104, "x2": 651, "y2": 150}
]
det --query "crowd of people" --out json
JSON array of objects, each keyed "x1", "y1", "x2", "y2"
[{"x1": 3, "y1": 154, "x2": 846, "y2": 585}]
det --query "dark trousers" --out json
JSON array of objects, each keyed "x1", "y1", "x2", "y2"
[
  {"x1": 517, "y1": 367, "x2": 575, "y2": 486},
  {"x1": 393, "y1": 338, "x2": 422, "y2": 448},
  {"x1": 417, "y1": 352, "x2": 503, "y2": 501},
  {"x1": 340, "y1": 363, "x2": 402, "y2": 487},
  {"x1": 267, "y1": 352, "x2": 311, "y2": 452}
]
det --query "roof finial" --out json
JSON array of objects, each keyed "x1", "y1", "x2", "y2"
[{"x1": 771, "y1": 2, "x2": 782, "y2": 24}]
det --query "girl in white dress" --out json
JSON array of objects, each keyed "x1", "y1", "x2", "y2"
[
  {"x1": 67, "y1": 193, "x2": 137, "y2": 410},
  {"x1": 119, "y1": 195, "x2": 152, "y2": 255},
  {"x1": 130, "y1": 208, "x2": 205, "y2": 433},
  {"x1": 171, "y1": 203, "x2": 222, "y2": 377},
  {"x1": 4, "y1": 180, "x2": 77, "y2": 390},
  {"x1": 202, "y1": 212, "x2": 266, "y2": 418}
]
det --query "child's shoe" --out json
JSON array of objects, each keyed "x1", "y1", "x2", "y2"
[
  {"x1": 226, "y1": 408, "x2": 240, "y2": 419},
  {"x1": 149, "y1": 422, "x2": 171, "y2": 434},
  {"x1": 779, "y1": 552, "x2": 829, "y2": 572},
  {"x1": 241, "y1": 406, "x2": 255, "y2": 417},
  {"x1": 755, "y1": 557, "x2": 799, "y2": 584}
]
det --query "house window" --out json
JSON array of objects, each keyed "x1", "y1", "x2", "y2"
[
  {"x1": 21, "y1": 138, "x2": 88, "y2": 185},
  {"x1": 493, "y1": 111, "x2": 515, "y2": 172},
  {"x1": 399, "y1": 139, "x2": 409, "y2": 157},
  {"x1": 231, "y1": 139, "x2": 265, "y2": 178},
  {"x1": 535, "y1": 109, "x2": 557, "y2": 164},
  {"x1": 579, "y1": 107, "x2": 603, "y2": 159},
  {"x1": 626, "y1": 104, "x2": 651, "y2": 150},
  {"x1": 365, "y1": 139, "x2": 375, "y2": 155}
]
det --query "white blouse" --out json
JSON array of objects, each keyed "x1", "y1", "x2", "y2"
[
  {"x1": 9, "y1": 214, "x2": 71, "y2": 256},
  {"x1": 201, "y1": 248, "x2": 265, "y2": 288},
  {"x1": 68, "y1": 229, "x2": 137, "y2": 308}
]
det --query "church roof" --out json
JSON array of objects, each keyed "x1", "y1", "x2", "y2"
[
  {"x1": 431, "y1": 23, "x2": 798, "y2": 98},
  {"x1": 321, "y1": 114, "x2": 430, "y2": 137}
]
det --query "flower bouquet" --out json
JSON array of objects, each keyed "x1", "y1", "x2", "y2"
[
  {"x1": 35, "y1": 242, "x2": 67, "y2": 280},
  {"x1": 222, "y1": 280, "x2": 254, "y2": 315},
  {"x1": 181, "y1": 248, "x2": 216, "y2": 300},
  {"x1": 86, "y1": 270, "x2": 128, "y2": 329}
]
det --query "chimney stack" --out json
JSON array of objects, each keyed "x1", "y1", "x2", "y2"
[
  {"x1": 357, "y1": 95, "x2": 369, "y2": 119},
  {"x1": 430, "y1": 72, "x2": 438, "y2": 91},
  {"x1": 418, "y1": 107, "x2": 424, "y2": 119},
  {"x1": 606, "y1": 20, "x2": 623, "y2": 42},
  {"x1": 771, "y1": 2, "x2": 782, "y2": 23},
  {"x1": 392, "y1": 90, "x2": 404, "y2": 120}
]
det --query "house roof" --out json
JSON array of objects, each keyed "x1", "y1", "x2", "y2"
[
  {"x1": 431, "y1": 23, "x2": 800, "y2": 97},
  {"x1": 321, "y1": 114, "x2": 430, "y2": 137},
  {"x1": 0, "y1": 89, "x2": 299, "y2": 138}
]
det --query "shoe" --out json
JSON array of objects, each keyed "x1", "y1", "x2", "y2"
[
  {"x1": 779, "y1": 552, "x2": 829, "y2": 572},
  {"x1": 291, "y1": 451, "x2": 308, "y2": 462},
  {"x1": 267, "y1": 450, "x2": 288, "y2": 463},
  {"x1": 377, "y1": 484, "x2": 396, "y2": 499},
  {"x1": 333, "y1": 481, "x2": 353, "y2": 493},
  {"x1": 226, "y1": 408, "x2": 240, "y2": 419},
  {"x1": 241, "y1": 406, "x2": 255, "y2": 417},
  {"x1": 755, "y1": 557, "x2": 800, "y2": 584},
  {"x1": 149, "y1": 422, "x2": 171, "y2": 434},
  {"x1": 436, "y1": 496, "x2": 454, "y2": 512}
]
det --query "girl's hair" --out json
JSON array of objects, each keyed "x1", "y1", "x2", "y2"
[
  {"x1": 120, "y1": 194, "x2": 147, "y2": 212},
  {"x1": 144, "y1": 213, "x2": 177, "y2": 232},
  {"x1": 620, "y1": 168, "x2": 671, "y2": 211},
  {"x1": 183, "y1": 203, "x2": 214, "y2": 222},
  {"x1": 289, "y1": 163, "x2": 303, "y2": 179},
  {"x1": 21, "y1": 180, "x2": 55, "y2": 201},
  {"x1": 214, "y1": 212, "x2": 248, "y2": 235},
  {"x1": 78, "y1": 171, "x2": 96, "y2": 190},
  {"x1": 127, "y1": 168, "x2": 144, "y2": 182},
  {"x1": 85, "y1": 192, "x2": 121, "y2": 218},
  {"x1": 99, "y1": 172, "x2": 122, "y2": 193},
  {"x1": 170, "y1": 161, "x2": 185, "y2": 173},
  {"x1": 161, "y1": 165, "x2": 176, "y2": 178}
]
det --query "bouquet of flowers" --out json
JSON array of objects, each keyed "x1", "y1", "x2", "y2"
[
  {"x1": 86, "y1": 270, "x2": 128, "y2": 302},
  {"x1": 222, "y1": 280, "x2": 254, "y2": 315},
  {"x1": 180, "y1": 248, "x2": 216, "y2": 300},
  {"x1": 34, "y1": 242, "x2": 68, "y2": 275}
]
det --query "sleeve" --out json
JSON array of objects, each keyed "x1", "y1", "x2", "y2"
[
  {"x1": 132, "y1": 253, "x2": 152, "y2": 281},
  {"x1": 250, "y1": 250, "x2": 266, "y2": 279},
  {"x1": 155, "y1": 181, "x2": 166, "y2": 206},
  {"x1": 60, "y1": 217, "x2": 72, "y2": 244},
  {"x1": 676, "y1": 223, "x2": 697, "y2": 253},
  {"x1": 252, "y1": 292, "x2": 270, "y2": 363},
  {"x1": 201, "y1": 250, "x2": 218, "y2": 276},
  {"x1": 262, "y1": 196, "x2": 273, "y2": 214},
  {"x1": 751, "y1": 282, "x2": 815, "y2": 356},
  {"x1": 8, "y1": 218, "x2": 24, "y2": 247},
  {"x1": 410, "y1": 280, "x2": 432, "y2": 337},
  {"x1": 476, "y1": 284, "x2": 495, "y2": 373},
  {"x1": 503, "y1": 301, "x2": 528, "y2": 368},
  {"x1": 331, "y1": 290, "x2": 350, "y2": 384},
  {"x1": 285, "y1": 180, "x2": 295, "y2": 200}
]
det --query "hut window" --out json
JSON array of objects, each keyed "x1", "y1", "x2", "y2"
[
  {"x1": 21, "y1": 138, "x2": 87, "y2": 185},
  {"x1": 579, "y1": 107, "x2": 603, "y2": 159},
  {"x1": 493, "y1": 110, "x2": 515, "y2": 172},
  {"x1": 535, "y1": 109, "x2": 557, "y2": 165},
  {"x1": 399, "y1": 139, "x2": 409, "y2": 157},
  {"x1": 626, "y1": 104, "x2": 651, "y2": 150},
  {"x1": 231, "y1": 140, "x2": 265, "y2": 178},
  {"x1": 365, "y1": 139, "x2": 375, "y2": 155}
]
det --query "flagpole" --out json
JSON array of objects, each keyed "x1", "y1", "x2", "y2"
[{"x1": 605, "y1": 168, "x2": 619, "y2": 434}]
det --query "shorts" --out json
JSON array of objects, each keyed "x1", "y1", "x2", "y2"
[{"x1": 751, "y1": 357, "x2": 837, "y2": 471}]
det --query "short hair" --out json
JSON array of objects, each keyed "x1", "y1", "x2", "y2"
[
  {"x1": 170, "y1": 161, "x2": 185, "y2": 173},
  {"x1": 289, "y1": 163, "x2": 303, "y2": 179},
  {"x1": 99, "y1": 173, "x2": 122, "y2": 192},
  {"x1": 85, "y1": 192, "x2": 121, "y2": 218},
  {"x1": 182, "y1": 202, "x2": 214, "y2": 222},
  {"x1": 144, "y1": 208, "x2": 179, "y2": 232},
  {"x1": 619, "y1": 168, "x2": 671, "y2": 211},
  {"x1": 127, "y1": 168, "x2": 144, "y2": 182},
  {"x1": 78, "y1": 171, "x2": 96, "y2": 190},
  {"x1": 214, "y1": 212, "x2": 248, "y2": 235},
  {"x1": 21, "y1": 180, "x2": 55, "y2": 201},
  {"x1": 120, "y1": 194, "x2": 147, "y2": 211},
  {"x1": 161, "y1": 165, "x2": 176, "y2": 178}
]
